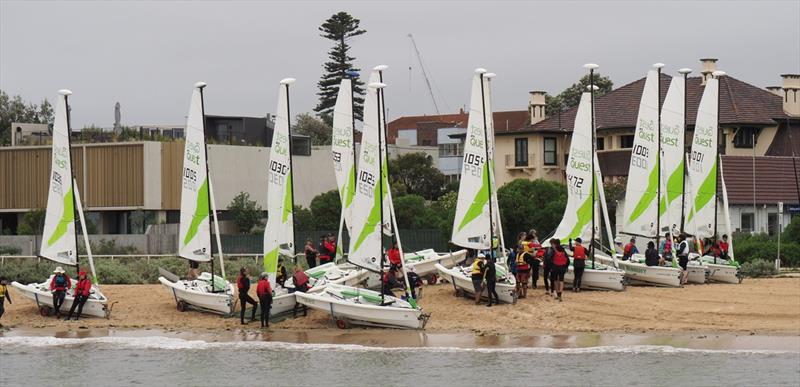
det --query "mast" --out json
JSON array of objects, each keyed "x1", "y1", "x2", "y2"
[
  {"x1": 348, "y1": 70, "x2": 359, "y2": 251},
  {"x1": 484, "y1": 72, "x2": 503, "y2": 257},
  {"x1": 375, "y1": 66, "x2": 393, "y2": 245},
  {"x1": 62, "y1": 90, "x2": 81, "y2": 273},
  {"x1": 712, "y1": 70, "x2": 725, "y2": 264},
  {"x1": 654, "y1": 63, "x2": 664, "y2": 246},
  {"x1": 282, "y1": 78, "x2": 297, "y2": 259},
  {"x1": 678, "y1": 68, "x2": 692, "y2": 233},
  {"x1": 477, "y1": 70, "x2": 495, "y2": 257},
  {"x1": 375, "y1": 82, "x2": 387, "y2": 305},
  {"x1": 584, "y1": 63, "x2": 599, "y2": 268},
  {"x1": 196, "y1": 82, "x2": 217, "y2": 291}
]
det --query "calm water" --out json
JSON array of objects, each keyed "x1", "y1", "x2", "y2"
[{"x1": 1, "y1": 336, "x2": 799, "y2": 386}]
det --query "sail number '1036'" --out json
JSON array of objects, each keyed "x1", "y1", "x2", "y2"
[
  {"x1": 269, "y1": 160, "x2": 289, "y2": 185},
  {"x1": 463, "y1": 152, "x2": 485, "y2": 177}
]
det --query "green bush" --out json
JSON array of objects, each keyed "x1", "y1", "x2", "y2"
[
  {"x1": 740, "y1": 259, "x2": 778, "y2": 278},
  {"x1": 0, "y1": 245, "x2": 22, "y2": 255},
  {"x1": 732, "y1": 233, "x2": 800, "y2": 267}
]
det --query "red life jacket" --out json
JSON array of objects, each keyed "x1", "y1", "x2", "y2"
[
  {"x1": 573, "y1": 245, "x2": 587, "y2": 259},
  {"x1": 553, "y1": 250, "x2": 569, "y2": 266},
  {"x1": 50, "y1": 274, "x2": 71, "y2": 292},
  {"x1": 74, "y1": 278, "x2": 92, "y2": 297},
  {"x1": 293, "y1": 271, "x2": 309, "y2": 287},
  {"x1": 388, "y1": 248, "x2": 401, "y2": 265},
  {"x1": 533, "y1": 242, "x2": 545, "y2": 258},
  {"x1": 719, "y1": 241, "x2": 729, "y2": 253},
  {"x1": 236, "y1": 275, "x2": 248, "y2": 290},
  {"x1": 623, "y1": 243, "x2": 635, "y2": 256},
  {"x1": 256, "y1": 279, "x2": 272, "y2": 297}
]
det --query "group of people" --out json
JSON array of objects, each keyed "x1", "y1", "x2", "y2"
[
  {"x1": 235, "y1": 263, "x2": 311, "y2": 328},
  {"x1": 12, "y1": 267, "x2": 95, "y2": 321},
  {"x1": 304, "y1": 234, "x2": 337, "y2": 269},
  {"x1": 623, "y1": 232, "x2": 731, "y2": 285},
  {"x1": 506, "y1": 230, "x2": 576, "y2": 302}
]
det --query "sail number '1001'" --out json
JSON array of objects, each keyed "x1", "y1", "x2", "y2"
[
  {"x1": 269, "y1": 160, "x2": 289, "y2": 185},
  {"x1": 463, "y1": 153, "x2": 485, "y2": 177}
]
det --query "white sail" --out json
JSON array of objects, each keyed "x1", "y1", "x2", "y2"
[
  {"x1": 552, "y1": 93, "x2": 596, "y2": 242},
  {"x1": 178, "y1": 84, "x2": 211, "y2": 262},
  {"x1": 622, "y1": 70, "x2": 660, "y2": 238},
  {"x1": 348, "y1": 82, "x2": 387, "y2": 272},
  {"x1": 685, "y1": 78, "x2": 719, "y2": 239},
  {"x1": 72, "y1": 181, "x2": 97, "y2": 283},
  {"x1": 368, "y1": 69, "x2": 393, "y2": 237},
  {"x1": 484, "y1": 73, "x2": 505, "y2": 253},
  {"x1": 40, "y1": 90, "x2": 77, "y2": 265},
  {"x1": 332, "y1": 78, "x2": 356, "y2": 259},
  {"x1": 263, "y1": 79, "x2": 296, "y2": 282},
  {"x1": 659, "y1": 75, "x2": 686, "y2": 235},
  {"x1": 719, "y1": 156, "x2": 735, "y2": 260},
  {"x1": 452, "y1": 71, "x2": 493, "y2": 250}
]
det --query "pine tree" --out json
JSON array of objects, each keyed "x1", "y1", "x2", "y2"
[{"x1": 314, "y1": 12, "x2": 366, "y2": 122}]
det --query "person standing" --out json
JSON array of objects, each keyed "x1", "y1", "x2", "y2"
[
  {"x1": 484, "y1": 257, "x2": 499, "y2": 307},
  {"x1": 551, "y1": 241, "x2": 569, "y2": 301},
  {"x1": 304, "y1": 239, "x2": 318, "y2": 269},
  {"x1": 318, "y1": 235, "x2": 335, "y2": 265},
  {"x1": 256, "y1": 273, "x2": 273, "y2": 328},
  {"x1": 543, "y1": 239, "x2": 555, "y2": 295},
  {"x1": 291, "y1": 266, "x2": 309, "y2": 317},
  {"x1": 644, "y1": 241, "x2": 660, "y2": 267},
  {"x1": 528, "y1": 231, "x2": 543, "y2": 289},
  {"x1": 237, "y1": 267, "x2": 258, "y2": 325},
  {"x1": 568, "y1": 238, "x2": 587, "y2": 292},
  {"x1": 515, "y1": 243, "x2": 530, "y2": 299},
  {"x1": 64, "y1": 271, "x2": 91, "y2": 321},
  {"x1": 0, "y1": 277, "x2": 11, "y2": 327},
  {"x1": 49, "y1": 267, "x2": 71, "y2": 317},
  {"x1": 470, "y1": 254, "x2": 486, "y2": 305},
  {"x1": 676, "y1": 234, "x2": 691, "y2": 285}
]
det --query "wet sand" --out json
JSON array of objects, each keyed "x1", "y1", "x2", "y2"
[{"x1": 2, "y1": 278, "x2": 799, "y2": 337}]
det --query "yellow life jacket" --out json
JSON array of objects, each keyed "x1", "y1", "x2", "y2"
[
  {"x1": 0, "y1": 284, "x2": 7, "y2": 298},
  {"x1": 471, "y1": 259, "x2": 483, "y2": 275}
]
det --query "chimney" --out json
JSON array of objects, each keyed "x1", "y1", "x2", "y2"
[
  {"x1": 766, "y1": 86, "x2": 783, "y2": 96},
  {"x1": 782, "y1": 74, "x2": 800, "y2": 117},
  {"x1": 700, "y1": 58, "x2": 718, "y2": 85},
  {"x1": 529, "y1": 91, "x2": 547, "y2": 124}
]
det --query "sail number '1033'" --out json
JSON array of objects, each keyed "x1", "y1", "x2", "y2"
[
  {"x1": 269, "y1": 160, "x2": 289, "y2": 185},
  {"x1": 463, "y1": 152, "x2": 485, "y2": 177}
]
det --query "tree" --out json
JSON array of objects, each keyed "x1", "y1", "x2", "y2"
[
  {"x1": 389, "y1": 152, "x2": 447, "y2": 200},
  {"x1": 16, "y1": 208, "x2": 46, "y2": 235},
  {"x1": 497, "y1": 179, "x2": 567, "y2": 243},
  {"x1": 392, "y1": 194, "x2": 439, "y2": 230},
  {"x1": 294, "y1": 113, "x2": 332, "y2": 145},
  {"x1": 314, "y1": 12, "x2": 366, "y2": 122},
  {"x1": 430, "y1": 190, "x2": 458, "y2": 238},
  {"x1": 227, "y1": 192, "x2": 263, "y2": 234},
  {"x1": 0, "y1": 90, "x2": 54, "y2": 145},
  {"x1": 545, "y1": 73, "x2": 614, "y2": 117},
  {"x1": 603, "y1": 178, "x2": 627, "y2": 234},
  {"x1": 309, "y1": 190, "x2": 342, "y2": 230}
]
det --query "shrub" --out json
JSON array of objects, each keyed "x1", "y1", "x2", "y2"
[
  {"x1": 740, "y1": 259, "x2": 778, "y2": 278},
  {"x1": 0, "y1": 245, "x2": 22, "y2": 255}
]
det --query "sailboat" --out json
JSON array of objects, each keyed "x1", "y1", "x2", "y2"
[
  {"x1": 12, "y1": 90, "x2": 110, "y2": 318},
  {"x1": 158, "y1": 82, "x2": 235, "y2": 315},
  {"x1": 595, "y1": 65, "x2": 682, "y2": 287},
  {"x1": 547, "y1": 87, "x2": 626, "y2": 291},
  {"x1": 435, "y1": 69, "x2": 517, "y2": 304},
  {"x1": 684, "y1": 71, "x2": 741, "y2": 284},
  {"x1": 295, "y1": 74, "x2": 429, "y2": 329}
]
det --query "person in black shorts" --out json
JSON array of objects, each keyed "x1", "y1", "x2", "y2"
[{"x1": 676, "y1": 233, "x2": 690, "y2": 285}]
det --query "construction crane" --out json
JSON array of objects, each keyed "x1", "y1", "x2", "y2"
[{"x1": 407, "y1": 33, "x2": 441, "y2": 115}]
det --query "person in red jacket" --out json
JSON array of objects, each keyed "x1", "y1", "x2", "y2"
[
  {"x1": 49, "y1": 267, "x2": 71, "y2": 317},
  {"x1": 291, "y1": 266, "x2": 310, "y2": 318},
  {"x1": 550, "y1": 241, "x2": 569, "y2": 302},
  {"x1": 719, "y1": 234, "x2": 730, "y2": 260},
  {"x1": 237, "y1": 267, "x2": 258, "y2": 325},
  {"x1": 256, "y1": 273, "x2": 273, "y2": 328},
  {"x1": 387, "y1": 242, "x2": 402, "y2": 272},
  {"x1": 568, "y1": 238, "x2": 588, "y2": 292},
  {"x1": 64, "y1": 271, "x2": 91, "y2": 321},
  {"x1": 318, "y1": 234, "x2": 336, "y2": 265}
]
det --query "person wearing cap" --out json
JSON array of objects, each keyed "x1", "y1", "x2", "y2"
[
  {"x1": 64, "y1": 271, "x2": 91, "y2": 321},
  {"x1": 470, "y1": 254, "x2": 486, "y2": 305},
  {"x1": 256, "y1": 273, "x2": 273, "y2": 328},
  {"x1": 49, "y1": 267, "x2": 71, "y2": 317},
  {"x1": 0, "y1": 276, "x2": 11, "y2": 326}
]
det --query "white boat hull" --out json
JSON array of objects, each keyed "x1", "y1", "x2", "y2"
[
  {"x1": 159, "y1": 274, "x2": 235, "y2": 315},
  {"x1": 435, "y1": 263, "x2": 517, "y2": 304},
  {"x1": 705, "y1": 263, "x2": 740, "y2": 284},
  {"x1": 405, "y1": 249, "x2": 468, "y2": 277},
  {"x1": 564, "y1": 265, "x2": 626, "y2": 291},
  {"x1": 284, "y1": 262, "x2": 368, "y2": 290},
  {"x1": 294, "y1": 284, "x2": 427, "y2": 329},
  {"x1": 597, "y1": 255, "x2": 682, "y2": 287},
  {"x1": 11, "y1": 279, "x2": 109, "y2": 318},
  {"x1": 685, "y1": 262, "x2": 709, "y2": 284}
]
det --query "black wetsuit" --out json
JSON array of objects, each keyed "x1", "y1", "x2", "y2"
[
  {"x1": 484, "y1": 260, "x2": 499, "y2": 305},
  {"x1": 238, "y1": 276, "x2": 257, "y2": 324},
  {"x1": 645, "y1": 248, "x2": 660, "y2": 266},
  {"x1": 542, "y1": 248, "x2": 554, "y2": 292}
]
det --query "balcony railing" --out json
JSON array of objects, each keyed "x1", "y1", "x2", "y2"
[{"x1": 505, "y1": 153, "x2": 535, "y2": 169}]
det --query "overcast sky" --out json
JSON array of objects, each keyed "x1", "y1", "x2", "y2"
[{"x1": 2, "y1": 0, "x2": 798, "y2": 127}]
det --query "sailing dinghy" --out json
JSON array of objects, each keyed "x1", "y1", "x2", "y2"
[
  {"x1": 12, "y1": 89, "x2": 110, "y2": 318},
  {"x1": 436, "y1": 69, "x2": 517, "y2": 304},
  {"x1": 158, "y1": 82, "x2": 235, "y2": 315},
  {"x1": 546, "y1": 89, "x2": 626, "y2": 291},
  {"x1": 297, "y1": 72, "x2": 429, "y2": 329}
]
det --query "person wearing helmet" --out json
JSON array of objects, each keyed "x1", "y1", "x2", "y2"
[{"x1": 64, "y1": 271, "x2": 91, "y2": 321}]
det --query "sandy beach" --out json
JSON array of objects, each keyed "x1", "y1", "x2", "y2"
[{"x1": 2, "y1": 277, "x2": 799, "y2": 336}]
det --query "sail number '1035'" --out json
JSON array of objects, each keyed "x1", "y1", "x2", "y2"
[
  {"x1": 269, "y1": 160, "x2": 289, "y2": 185},
  {"x1": 463, "y1": 152, "x2": 485, "y2": 177}
]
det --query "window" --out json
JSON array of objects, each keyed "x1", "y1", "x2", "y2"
[
  {"x1": 767, "y1": 213, "x2": 778, "y2": 236},
  {"x1": 596, "y1": 137, "x2": 605, "y2": 151},
  {"x1": 438, "y1": 143, "x2": 462, "y2": 157},
  {"x1": 741, "y1": 213, "x2": 755, "y2": 233},
  {"x1": 733, "y1": 127, "x2": 759, "y2": 149},
  {"x1": 620, "y1": 135, "x2": 635, "y2": 149},
  {"x1": 514, "y1": 138, "x2": 529, "y2": 166},
  {"x1": 543, "y1": 137, "x2": 557, "y2": 166},
  {"x1": 291, "y1": 137, "x2": 311, "y2": 156}
]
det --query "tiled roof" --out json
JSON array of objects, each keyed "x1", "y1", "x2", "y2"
[
  {"x1": 506, "y1": 74, "x2": 789, "y2": 135},
  {"x1": 387, "y1": 110, "x2": 528, "y2": 143},
  {"x1": 720, "y1": 155, "x2": 800, "y2": 205}
]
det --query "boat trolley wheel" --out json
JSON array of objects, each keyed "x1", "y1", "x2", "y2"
[
  {"x1": 177, "y1": 301, "x2": 188, "y2": 312},
  {"x1": 427, "y1": 274, "x2": 438, "y2": 285},
  {"x1": 39, "y1": 306, "x2": 52, "y2": 317},
  {"x1": 335, "y1": 319, "x2": 351, "y2": 329}
]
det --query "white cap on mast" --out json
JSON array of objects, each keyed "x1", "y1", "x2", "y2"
[
  {"x1": 678, "y1": 68, "x2": 693, "y2": 75},
  {"x1": 712, "y1": 70, "x2": 726, "y2": 78},
  {"x1": 475, "y1": 68, "x2": 487, "y2": 74},
  {"x1": 653, "y1": 63, "x2": 665, "y2": 69},
  {"x1": 280, "y1": 78, "x2": 296, "y2": 85},
  {"x1": 369, "y1": 82, "x2": 387, "y2": 89},
  {"x1": 194, "y1": 81, "x2": 207, "y2": 88},
  {"x1": 58, "y1": 89, "x2": 72, "y2": 96},
  {"x1": 582, "y1": 63, "x2": 599, "y2": 70},
  {"x1": 373, "y1": 65, "x2": 388, "y2": 71}
]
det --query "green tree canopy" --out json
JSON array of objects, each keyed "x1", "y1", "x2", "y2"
[
  {"x1": 227, "y1": 192, "x2": 263, "y2": 234},
  {"x1": 545, "y1": 73, "x2": 613, "y2": 118},
  {"x1": 389, "y1": 152, "x2": 447, "y2": 200},
  {"x1": 294, "y1": 113, "x2": 332, "y2": 145},
  {"x1": 0, "y1": 90, "x2": 54, "y2": 145},
  {"x1": 16, "y1": 208, "x2": 46, "y2": 235},
  {"x1": 392, "y1": 194, "x2": 440, "y2": 230},
  {"x1": 309, "y1": 190, "x2": 342, "y2": 230},
  {"x1": 314, "y1": 12, "x2": 366, "y2": 123},
  {"x1": 497, "y1": 179, "x2": 567, "y2": 243}
]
